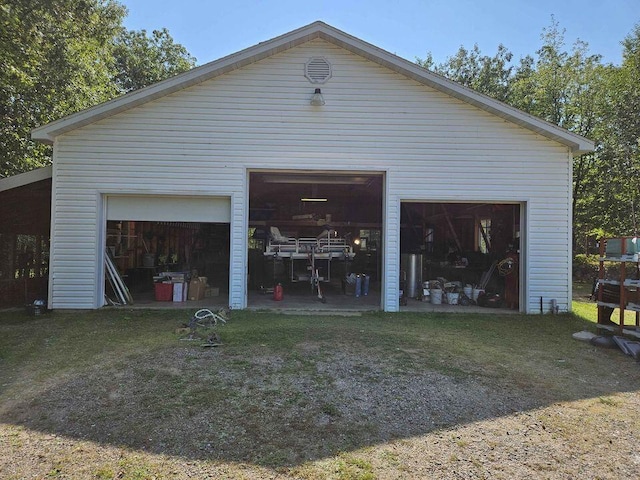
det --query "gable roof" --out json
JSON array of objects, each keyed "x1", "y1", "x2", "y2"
[{"x1": 32, "y1": 21, "x2": 594, "y2": 155}]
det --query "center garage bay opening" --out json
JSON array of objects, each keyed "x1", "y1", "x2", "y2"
[
  {"x1": 103, "y1": 195, "x2": 230, "y2": 307},
  {"x1": 247, "y1": 171, "x2": 384, "y2": 310}
]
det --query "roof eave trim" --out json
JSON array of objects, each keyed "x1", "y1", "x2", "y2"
[{"x1": 0, "y1": 165, "x2": 52, "y2": 192}]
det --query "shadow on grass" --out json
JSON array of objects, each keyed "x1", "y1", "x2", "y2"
[{"x1": 1, "y1": 308, "x2": 639, "y2": 468}]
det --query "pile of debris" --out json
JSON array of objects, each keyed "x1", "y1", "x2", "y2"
[
  {"x1": 573, "y1": 330, "x2": 640, "y2": 361},
  {"x1": 177, "y1": 308, "x2": 229, "y2": 347}
]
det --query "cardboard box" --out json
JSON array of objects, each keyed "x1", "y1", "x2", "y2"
[{"x1": 188, "y1": 279, "x2": 205, "y2": 301}]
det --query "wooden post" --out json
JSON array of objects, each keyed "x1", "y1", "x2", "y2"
[{"x1": 441, "y1": 204, "x2": 462, "y2": 252}]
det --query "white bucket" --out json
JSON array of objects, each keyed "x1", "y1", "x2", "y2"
[
  {"x1": 431, "y1": 289, "x2": 443, "y2": 304},
  {"x1": 472, "y1": 288, "x2": 484, "y2": 301},
  {"x1": 463, "y1": 285, "x2": 473, "y2": 298},
  {"x1": 446, "y1": 292, "x2": 459, "y2": 305},
  {"x1": 422, "y1": 288, "x2": 430, "y2": 302}
]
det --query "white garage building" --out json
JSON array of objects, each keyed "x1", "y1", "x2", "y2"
[{"x1": 32, "y1": 21, "x2": 593, "y2": 312}]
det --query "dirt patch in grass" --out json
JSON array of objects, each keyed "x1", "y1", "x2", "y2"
[{"x1": 1, "y1": 309, "x2": 640, "y2": 479}]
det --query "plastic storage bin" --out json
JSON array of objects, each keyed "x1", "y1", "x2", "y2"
[{"x1": 154, "y1": 282, "x2": 173, "y2": 301}]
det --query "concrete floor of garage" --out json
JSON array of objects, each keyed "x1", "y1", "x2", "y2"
[{"x1": 123, "y1": 282, "x2": 518, "y2": 314}]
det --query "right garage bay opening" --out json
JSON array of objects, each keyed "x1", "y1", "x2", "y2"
[{"x1": 400, "y1": 202, "x2": 522, "y2": 311}]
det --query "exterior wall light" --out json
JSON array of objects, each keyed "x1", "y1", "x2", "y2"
[{"x1": 310, "y1": 88, "x2": 325, "y2": 106}]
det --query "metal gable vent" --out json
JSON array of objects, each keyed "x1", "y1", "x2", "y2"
[{"x1": 305, "y1": 57, "x2": 332, "y2": 84}]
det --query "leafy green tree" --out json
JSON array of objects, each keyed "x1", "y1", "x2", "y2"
[
  {"x1": 418, "y1": 43, "x2": 514, "y2": 101},
  {"x1": 0, "y1": 0, "x2": 196, "y2": 178},
  {"x1": 590, "y1": 25, "x2": 640, "y2": 238},
  {"x1": 419, "y1": 17, "x2": 610, "y2": 252},
  {"x1": 0, "y1": 0, "x2": 126, "y2": 177},
  {"x1": 112, "y1": 27, "x2": 196, "y2": 93},
  {"x1": 543, "y1": 23, "x2": 640, "y2": 247},
  {"x1": 506, "y1": 19, "x2": 610, "y2": 252},
  {"x1": 509, "y1": 18, "x2": 603, "y2": 132}
]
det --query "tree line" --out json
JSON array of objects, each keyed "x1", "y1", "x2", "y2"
[
  {"x1": 1, "y1": 0, "x2": 196, "y2": 177},
  {"x1": 2, "y1": 4, "x2": 638, "y2": 250},
  {"x1": 418, "y1": 17, "x2": 640, "y2": 252}
]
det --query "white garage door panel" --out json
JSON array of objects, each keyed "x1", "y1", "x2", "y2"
[{"x1": 107, "y1": 196, "x2": 231, "y2": 222}]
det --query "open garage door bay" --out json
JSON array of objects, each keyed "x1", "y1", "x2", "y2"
[
  {"x1": 104, "y1": 195, "x2": 230, "y2": 307},
  {"x1": 248, "y1": 171, "x2": 384, "y2": 310}
]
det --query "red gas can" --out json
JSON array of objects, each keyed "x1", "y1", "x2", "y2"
[{"x1": 273, "y1": 283, "x2": 284, "y2": 301}]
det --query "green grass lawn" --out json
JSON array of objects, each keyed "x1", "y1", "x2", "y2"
[{"x1": 1, "y1": 306, "x2": 639, "y2": 479}]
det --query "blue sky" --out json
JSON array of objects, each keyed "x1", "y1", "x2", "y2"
[{"x1": 122, "y1": 0, "x2": 639, "y2": 67}]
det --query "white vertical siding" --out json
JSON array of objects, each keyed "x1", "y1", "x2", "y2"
[
  {"x1": 383, "y1": 192, "x2": 400, "y2": 312},
  {"x1": 49, "y1": 38, "x2": 573, "y2": 312},
  {"x1": 229, "y1": 190, "x2": 246, "y2": 310}
]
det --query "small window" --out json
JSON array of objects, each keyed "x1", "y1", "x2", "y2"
[{"x1": 478, "y1": 219, "x2": 491, "y2": 254}]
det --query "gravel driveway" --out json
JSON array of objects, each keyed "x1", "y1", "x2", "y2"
[{"x1": 1, "y1": 311, "x2": 639, "y2": 479}]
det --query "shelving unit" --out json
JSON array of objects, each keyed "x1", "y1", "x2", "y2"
[{"x1": 597, "y1": 237, "x2": 640, "y2": 338}]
